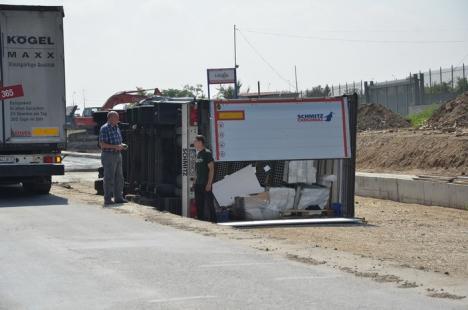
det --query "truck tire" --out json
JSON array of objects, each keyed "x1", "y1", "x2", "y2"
[{"x1": 23, "y1": 176, "x2": 52, "y2": 195}]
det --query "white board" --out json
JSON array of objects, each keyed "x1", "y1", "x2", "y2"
[{"x1": 210, "y1": 98, "x2": 351, "y2": 161}]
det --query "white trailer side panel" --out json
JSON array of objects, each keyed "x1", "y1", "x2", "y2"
[
  {"x1": 210, "y1": 98, "x2": 351, "y2": 161},
  {"x1": 0, "y1": 8, "x2": 65, "y2": 145}
]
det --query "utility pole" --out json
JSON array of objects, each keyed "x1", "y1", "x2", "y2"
[
  {"x1": 294, "y1": 65, "x2": 299, "y2": 96},
  {"x1": 82, "y1": 89, "x2": 86, "y2": 110},
  {"x1": 233, "y1": 25, "x2": 238, "y2": 98}
]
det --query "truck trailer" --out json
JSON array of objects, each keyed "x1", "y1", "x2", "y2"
[
  {"x1": 0, "y1": 5, "x2": 66, "y2": 194},
  {"x1": 94, "y1": 94, "x2": 358, "y2": 223}
]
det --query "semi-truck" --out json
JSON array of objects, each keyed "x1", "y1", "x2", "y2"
[{"x1": 0, "y1": 5, "x2": 65, "y2": 194}]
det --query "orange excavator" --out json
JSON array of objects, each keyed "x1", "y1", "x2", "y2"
[{"x1": 73, "y1": 88, "x2": 162, "y2": 131}]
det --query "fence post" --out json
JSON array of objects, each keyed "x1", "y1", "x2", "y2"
[
  {"x1": 451, "y1": 65, "x2": 454, "y2": 90},
  {"x1": 364, "y1": 81, "x2": 369, "y2": 103},
  {"x1": 463, "y1": 63, "x2": 466, "y2": 91},
  {"x1": 413, "y1": 74, "x2": 420, "y2": 108},
  {"x1": 429, "y1": 68, "x2": 432, "y2": 92},
  {"x1": 419, "y1": 72, "x2": 425, "y2": 105}
]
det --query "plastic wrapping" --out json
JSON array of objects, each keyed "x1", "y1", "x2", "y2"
[{"x1": 283, "y1": 160, "x2": 317, "y2": 184}]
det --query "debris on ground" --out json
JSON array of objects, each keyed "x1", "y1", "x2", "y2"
[
  {"x1": 357, "y1": 103, "x2": 411, "y2": 131},
  {"x1": 425, "y1": 92, "x2": 468, "y2": 130}
]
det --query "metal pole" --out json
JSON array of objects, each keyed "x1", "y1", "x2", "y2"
[
  {"x1": 463, "y1": 63, "x2": 466, "y2": 91},
  {"x1": 429, "y1": 69, "x2": 432, "y2": 92},
  {"x1": 234, "y1": 25, "x2": 238, "y2": 69},
  {"x1": 451, "y1": 65, "x2": 454, "y2": 90},
  {"x1": 206, "y1": 70, "x2": 211, "y2": 99},
  {"x1": 294, "y1": 65, "x2": 298, "y2": 95},
  {"x1": 257, "y1": 81, "x2": 260, "y2": 98},
  {"x1": 234, "y1": 68, "x2": 238, "y2": 98},
  {"x1": 233, "y1": 25, "x2": 238, "y2": 99},
  {"x1": 440, "y1": 66, "x2": 442, "y2": 84}
]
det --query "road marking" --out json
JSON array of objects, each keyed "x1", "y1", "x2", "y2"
[
  {"x1": 274, "y1": 275, "x2": 341, "y2": 281},
  {"x1": 148, "y1": 295, "x2": 216, "y2": 303}
]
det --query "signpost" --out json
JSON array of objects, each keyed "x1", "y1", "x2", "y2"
[{"x1": 206, "y1": 68, "x2": 237, "y2": 99}]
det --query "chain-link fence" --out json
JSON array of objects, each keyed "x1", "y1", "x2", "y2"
[{"x1": 314, "y1": 64, "x2": 467, "y2": 115}]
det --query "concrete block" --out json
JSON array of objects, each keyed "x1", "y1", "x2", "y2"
[
  {"x1": 356, "y1": 172, "x2": 468, "y2": 210},
  {"x1": 448, "y1": 183, "x2": 468, "y2": 209},
  {"x1": 397, "y1": 179, "x2": 425, "y2": 205}
]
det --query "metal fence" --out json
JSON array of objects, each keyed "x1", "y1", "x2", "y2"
[{"x1": 321, "y1": 64, "x2": 467, "y2": 115}]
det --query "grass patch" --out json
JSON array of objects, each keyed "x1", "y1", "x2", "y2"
[{"x1": 407, "y1": 104, "x2": 438, "y2": 128}]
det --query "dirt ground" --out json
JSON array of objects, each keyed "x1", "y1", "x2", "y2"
[
  {"x1": 256, "y1": 196, "x2": 468, "y2": 277},
  {"x1": 51, "y1": 176, "x2": 468, "y2": 299},
  {"x1": 357, "y1": 129, "x2": 468, "y2": 176},
  {"x1": 358, "y1": 103, "x2": 411, "y2": 131}
]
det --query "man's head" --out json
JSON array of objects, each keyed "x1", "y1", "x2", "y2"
[
  {"x1": 107, "y1": 111, "x2": 119, "y2": 126},
  {"x1": 193, "y1": 135, "x2": 206, "y2": 151}
]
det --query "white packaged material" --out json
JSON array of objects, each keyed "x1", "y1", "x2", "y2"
[
  {"x1": 213, "y1": 165, "x2": 264, "y2": 207},
  {"x1": 283, "y1": 160, "x2": 317, "y2": 184},
  {"x1": 244, "y1": 188, "x2": 296, "y2": 221},
  {"x1": 297, "y1": 187, "x2": 330, "y2": 210}
]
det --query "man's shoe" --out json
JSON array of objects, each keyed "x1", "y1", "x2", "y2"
[
  {"x1": 114, "y1": 198, "x2": 128, "y2": 204},
  {"x1": 104, "y1": 200, "x2": 114, "y2": 206}
]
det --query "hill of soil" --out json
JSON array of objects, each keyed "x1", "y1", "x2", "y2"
[
  {"x1": 357, "y1": 130, "x2": 468, "y2": 176},
  {"x1": 426, "y1": 92, "x2": 468, "y2": 130},
  {"x1": 357, "y1": 103, "x2": 411, "y2": 131}
]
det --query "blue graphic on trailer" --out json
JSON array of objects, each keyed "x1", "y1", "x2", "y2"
[{"x1": 297, "y1": 112, "x2": 334, "y2": 122}]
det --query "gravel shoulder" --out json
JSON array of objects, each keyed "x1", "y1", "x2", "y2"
[{"x1": 51, "y1": 173, "x2": 468, "y2": 300}]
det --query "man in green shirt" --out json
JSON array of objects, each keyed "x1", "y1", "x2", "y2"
[{"x1": 193, "y1": 135, "x2": 216, "y2": 223}]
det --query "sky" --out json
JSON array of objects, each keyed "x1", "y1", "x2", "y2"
[{"x1": 5, "y1": 0, "x2": 468, "y2": 109}]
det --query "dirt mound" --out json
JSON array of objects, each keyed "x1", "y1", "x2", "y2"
[
  {"x1": 426, "y1": 92, "x2": 468, "y2": 129},
  {"x1": 357, "y1": 131, "x2": 468, "y2": 175},
  {"x1": 357, "y1": 103, "x2": 410, "y2": 131}
]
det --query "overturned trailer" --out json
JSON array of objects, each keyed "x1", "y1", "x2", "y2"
[{"x1": 94, "y1": 94, "x2": 358, "y2": 223}]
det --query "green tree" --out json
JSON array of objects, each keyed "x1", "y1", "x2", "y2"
[
  {"x1": 305, "y1": 84, "x2": 331, "y2": 97},
  {"x1": 216, "y1": 81, "x2": 242, "y2": 99},
  {"x1": 161, "y1": 84, "x2": 205, "y2": 98}
]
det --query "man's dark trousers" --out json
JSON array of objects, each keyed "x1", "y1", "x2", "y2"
[
  {"x1": 101, "y1": 151, "x2": 124, "y2": 203},
  {"x1": 194, "y1": 184, "x2": 217, "y2": 223}
]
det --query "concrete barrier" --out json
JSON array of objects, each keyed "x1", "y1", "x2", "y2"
[{"x1": 356, "y1": 172, "x2": 468, "y2": 210}]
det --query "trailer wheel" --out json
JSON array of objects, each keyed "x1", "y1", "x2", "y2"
[{"x1": 23, "y1": 176, "x2": 52, "y2": 195}]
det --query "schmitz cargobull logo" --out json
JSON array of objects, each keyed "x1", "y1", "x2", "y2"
[{"x1": 297, "y1": 112, "x2": 334, "y2": 122}]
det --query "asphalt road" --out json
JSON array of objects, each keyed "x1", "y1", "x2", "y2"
[{"x1": 0, "y1": 190, "x2": 465, "y2": 310}]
